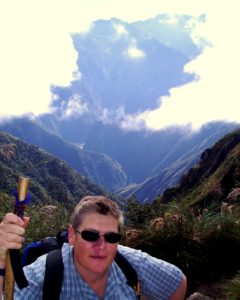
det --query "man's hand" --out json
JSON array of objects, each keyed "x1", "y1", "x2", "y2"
[{"x1": 0, "y1": 213, "x2": 29, "y2": 264}]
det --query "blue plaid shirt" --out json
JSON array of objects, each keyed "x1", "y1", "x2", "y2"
[{"x1": 13, "y1": 243, "x2": 183, "y2": 299}]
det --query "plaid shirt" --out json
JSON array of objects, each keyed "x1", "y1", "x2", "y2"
[{"x1": 13, "y1": 243, "x2": 183, "y2": 299}]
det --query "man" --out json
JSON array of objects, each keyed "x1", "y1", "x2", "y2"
[{"x1": 0, "y1": 195, "x2": 187, "y2": 299}]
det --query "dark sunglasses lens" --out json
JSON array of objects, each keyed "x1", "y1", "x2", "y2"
[
  {"x1": 80, "y1": 230, "x2": 121, "y2": 243},
  {"x1": 81, "y1": 230, "x2": 99, "y2": 242},
  {"x1": 105, "y1": 233, "x2": 122, "y2": 243}
]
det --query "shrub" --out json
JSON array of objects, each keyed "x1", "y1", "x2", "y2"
[{"x1": 124, "y1": 200, "x2": 240, "y2": 294}]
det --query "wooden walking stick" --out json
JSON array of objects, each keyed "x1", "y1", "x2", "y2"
[{"x1": 4, "y1": 177, "x2": 30, "y2": 300}]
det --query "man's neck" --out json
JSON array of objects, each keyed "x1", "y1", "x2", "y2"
[
  {"x1": 81, "y1": 268, "x2": 109, "y2": 298},
  {"x1": 75, "y1": 260, "x2": 109, "y2": 298}
]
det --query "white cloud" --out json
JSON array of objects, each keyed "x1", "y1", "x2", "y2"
[
  {"x1": 0, "y1": 0, "x2": 205, "y2": 118},
  {"x1": 113, "y1": 23, "x2": 128, "y2": 36},
  {"x1": 72, "y1": 70, "x2": 82, "y2": 81},
  {"x1": 138, "y1": 0, "x2": 240, "y2": 131},
  {"x1": 59, "y1": 94, "x2": 88, "y2": 119},
  {"x1": 127, "y1": 43, "x2": 146, "y2": 59},
  {"x1": 99, "y1": 106, "x2": 145, "y2": 131},
  {"x1": 1, "y1": 0, "x2": 239, "y2": 132},
  {"x1": 0, "y1": 1, "x2": 80, "y2": 117},
  {"x1": 158, "y1": 15, "x2": 178, "y2": 25}
]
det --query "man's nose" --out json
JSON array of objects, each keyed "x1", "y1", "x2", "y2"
[{"x1": 94, "y1": 236, "x2": 106, "y2": 248}]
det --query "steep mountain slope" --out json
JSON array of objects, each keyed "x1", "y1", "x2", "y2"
[
  {"x1": 0, "y1": 132, "x2": 105, "y2": 204},
  {"x1": 71, "y1": 20, "x2": 192, "y2": 114},
  {"x1": 0, "y1": 118, "x2": 127, "y2": 192},
  {"x1": 87, "y1": 122, "x2": 239, "y2": 201},
  {"x1": 160, "y1": 127, "x2": 240, "y2": 207}
]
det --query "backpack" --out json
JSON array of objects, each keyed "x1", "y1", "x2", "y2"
[{"x1": 22, "y1": 230, "x2": 140, "y2": 300}]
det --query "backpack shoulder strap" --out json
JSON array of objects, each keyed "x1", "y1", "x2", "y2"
[
  {"x1": 114, "y1": 250, "x2": 139, "y2": 292},
  {"x1": 43, "y1": 248, "x2": 63, "y2": 300}
]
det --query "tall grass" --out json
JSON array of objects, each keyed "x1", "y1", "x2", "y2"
[
  {"x1": 124, "y1": 199, "x2": 240, "y2": 296},
  {"x1": 222, "y1": 272, "x2": 240, "y2": 299},
  {"x1": 0, "y1": 193, "x2": 74, "y2": 243},
  {"x1": 2, "y1": 193, "x2": 240, "y2": 296}
]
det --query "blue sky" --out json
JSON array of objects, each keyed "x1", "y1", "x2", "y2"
[{"x1": 0, "y1": 0, "x2": 239, "y2": 131}]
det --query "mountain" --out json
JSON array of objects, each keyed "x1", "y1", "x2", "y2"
[
  {"x1": 0, "y1": 131, "x2": 105, "y2": 204},
  {"x1": 0, "y1": 118, "x2": 127, "y2": 192},
  {"x1": 71, "y1": 19, "x2": 192, "y2": 114},
  {"x1": 1, "y1": 15, "x2": 239, "y2": 203},
  {"x1": 122, "y1": 128, "x2": 240, "y2": 299},
  {"x1": 132, "y1": 14, "x2": 206, "y2": 58},
  {"x1": 2, "y1": 117, "x2": 238, "y2": 203},
  {"x1": 45, "y1": 14, "x2": 204, "y2": 144},
  {"x1": 36, "y1": 15, "x2": 238, "y2": 200},
  {"x1": 160, "y1": 127, "x2": 240, "y2": 207},
  {"x1": 85, "y1": 121, "x2": 239, "y2": 202}
]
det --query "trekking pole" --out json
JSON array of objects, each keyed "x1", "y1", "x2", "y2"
[{"x1": 4, "y1": 177, "x2": 30, "y2": 300}]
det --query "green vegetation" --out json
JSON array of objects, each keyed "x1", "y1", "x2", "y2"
[
  {"x1": 161, "y1": 129, "x2": 240, "y2": 207},
  {"x1": 124, "y1": 199, "x2": 240, "y2": 296},
  {"x1": 1, "y1": 128, "x2": 240, "y2": 297},
  {"x1": 221, "y1": 272, "x2": 240, "y2": 299},
  {"x1": 0, "y1": 132, "x2": 105, "y2": 204},
  {"x1": 122, "y1": 129, "x2": 240, "y2": 297},
  {"x1": 0, "y1": 191, "x2": 74, "y2": 243}
]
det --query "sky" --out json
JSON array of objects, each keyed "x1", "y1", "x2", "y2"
[{"x1": 0, "y1": 0, "x2": 239, "y2": 131}]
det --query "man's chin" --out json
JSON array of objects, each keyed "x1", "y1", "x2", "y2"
[{"x1": 89, "y1": 260, "x2": 110, "y2": 274}]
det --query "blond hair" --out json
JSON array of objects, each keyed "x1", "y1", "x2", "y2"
[{"x1": 70, "y1": 195, "x2": 124, "y2": 232}]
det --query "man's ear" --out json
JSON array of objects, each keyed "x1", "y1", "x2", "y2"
[{"x1": 68, "y1": 225, "x2": 75, "y2": 245}]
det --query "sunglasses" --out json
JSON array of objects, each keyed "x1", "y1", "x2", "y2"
[{"x1": 75, "y1": 230, "x2": 122, "y2": 244}]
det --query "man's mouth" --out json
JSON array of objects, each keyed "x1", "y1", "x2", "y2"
[{"x1": 90, "y1": 255, "x2": 106, "y2": 260}]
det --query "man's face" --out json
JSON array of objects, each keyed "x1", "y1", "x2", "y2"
[{"x1": 69, "y1": 212, "x2": 119, "y2": 279}]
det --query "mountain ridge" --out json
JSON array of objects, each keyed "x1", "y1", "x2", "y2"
[
  {"x1": 0, "y1": 131, "x2": 106, "y2": 204},
  {"x1": 160, "y1": 127, "x2": 240, "y2": 207},
  {"x1": 0, "y1": 118, "x2": 127, "y2": 192}
]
